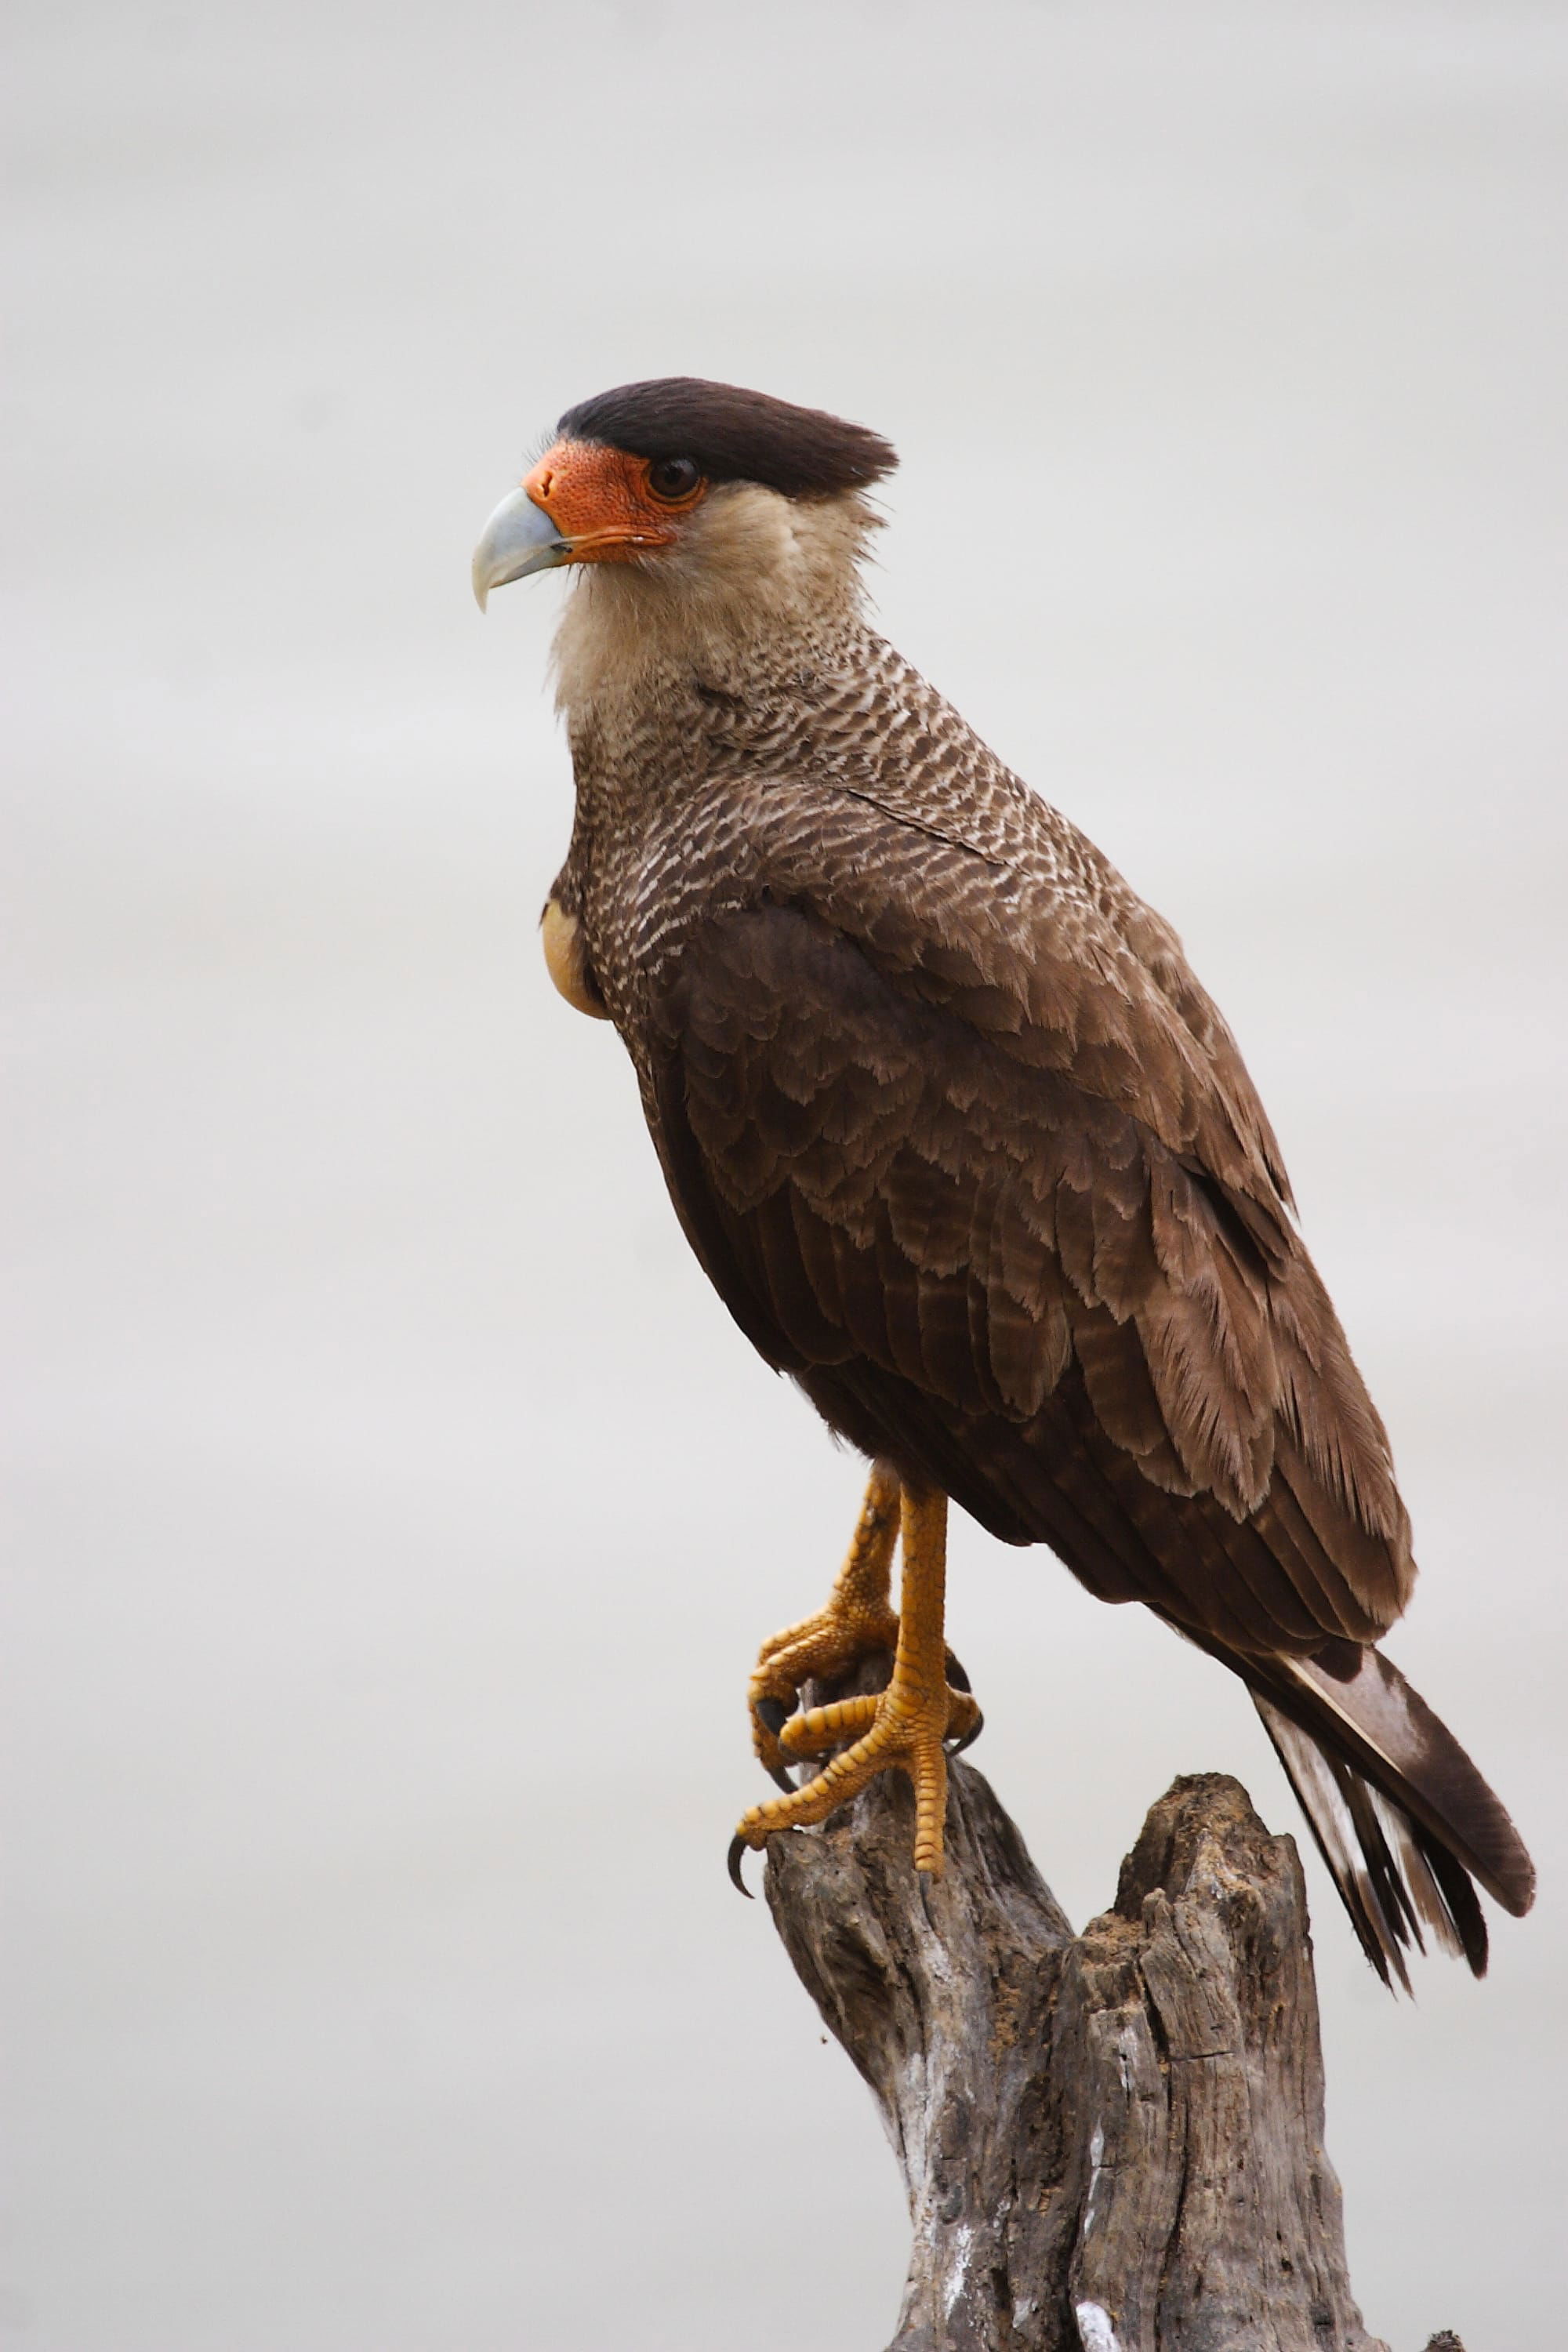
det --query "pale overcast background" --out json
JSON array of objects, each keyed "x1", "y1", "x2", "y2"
[{"x1": 5, "y1": 3, "x2": 1566, "y2": 2347}]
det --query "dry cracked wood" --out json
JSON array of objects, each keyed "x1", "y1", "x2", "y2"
[{"x1": 764, "y1": 1755, "x2": 1389, "y2": 2352}]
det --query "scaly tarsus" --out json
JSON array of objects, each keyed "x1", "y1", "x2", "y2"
[{"x1": 730, "y1": 1485, "x2": 959, "y2": 1880}]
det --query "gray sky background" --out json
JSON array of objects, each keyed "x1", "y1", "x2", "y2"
[{"x1": 5, "y1": 3, "x2": 1566, "y2": 2346}]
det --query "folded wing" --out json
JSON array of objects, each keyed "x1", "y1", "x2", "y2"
[{"x1": 645, "y1": 898, "x2": 1533, "y2": 1974}]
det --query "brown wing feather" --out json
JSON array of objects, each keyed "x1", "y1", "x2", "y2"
[{"x1": 649, "y1": 898, "x2": 1411, "y2": 1657}]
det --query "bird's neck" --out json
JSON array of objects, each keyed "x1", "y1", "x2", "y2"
[{"x1": 550, "y1": 486, "x2": 877, "y2": 731}]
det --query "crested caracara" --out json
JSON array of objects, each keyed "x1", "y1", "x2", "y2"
[{"x1": 473, "y1": 377, "x2": 1534, "y2": 1984}]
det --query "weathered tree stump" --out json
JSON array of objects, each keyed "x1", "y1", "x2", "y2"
[{"x1": 763, "y1": 1747, "x2": 1389, "y2": 2352}]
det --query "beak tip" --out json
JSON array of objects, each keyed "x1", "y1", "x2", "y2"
[{"x1": 471, "y1": 486, "x2": 569, "y2": 610}]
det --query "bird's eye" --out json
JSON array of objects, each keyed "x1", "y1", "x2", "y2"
[{"x1": 646, "y1": 456, "x2": 702, "y2": 503}]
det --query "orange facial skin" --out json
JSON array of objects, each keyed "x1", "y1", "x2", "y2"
[{"x1": 523, "y1": 438, "x2": 707, "y2": 563}]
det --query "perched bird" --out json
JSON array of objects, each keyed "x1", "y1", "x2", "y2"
[{"x1": 473, "y1": 377, "x2": 1534, "y2": 1984}]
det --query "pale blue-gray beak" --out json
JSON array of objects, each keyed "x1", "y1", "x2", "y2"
[{"x1": 471, "y1": 488, "x2": 571, "y2": 611}]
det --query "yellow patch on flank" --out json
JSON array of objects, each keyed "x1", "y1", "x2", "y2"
[{"x1": 541, "y1": 897, "x2": 610, "y2": 1019}]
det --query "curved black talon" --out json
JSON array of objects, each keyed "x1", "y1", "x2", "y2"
[
  {"x1": 728, "y1": 1834, "x2": 755, "y2": 1896},
  {"x1": 944, "y1": 1650, "x2": 971, "y2": 1693},
  {"x1": 948, "y1": 1707, "x2": 984, "y2": 1758},
  {"x1": 756, "y1": 1695, "x2": 797, "y2": 1791}
]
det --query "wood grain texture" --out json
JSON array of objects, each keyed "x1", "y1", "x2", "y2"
[{"x1": 764, "y1": 1754, "x2": 1389, "y2": 2352}]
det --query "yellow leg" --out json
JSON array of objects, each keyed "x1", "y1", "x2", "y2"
[
  {"x1": 731, "y1": 1486, "x2": 972, "y2": 1882},
  {"x1": 747, "y1": 1461, "x2": 902, "y2": 1783}
]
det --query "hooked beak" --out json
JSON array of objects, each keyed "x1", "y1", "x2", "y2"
[{"x1": 471, "y1": 488, "x2": 570, "y2": 611}]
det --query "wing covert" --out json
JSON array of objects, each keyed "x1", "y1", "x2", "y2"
[{"x1": 647, "y1": 900, "x2": 1413, "y2": 1657}]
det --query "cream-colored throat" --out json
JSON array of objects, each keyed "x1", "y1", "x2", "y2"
[{"x1": 551, "y1": 482, "x2": 876, "y2": 718}]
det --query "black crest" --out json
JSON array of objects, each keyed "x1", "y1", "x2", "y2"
[{"x1": 557, "y1": 378, "x2": 898, "y2": 499}]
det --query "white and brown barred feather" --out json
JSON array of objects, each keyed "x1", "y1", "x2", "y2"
[{"x1": 548, "y1": 399, "x2": 1533, "y2": 1983}]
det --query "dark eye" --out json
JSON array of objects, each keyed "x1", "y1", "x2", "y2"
[{"x1": 646, "y1": 456, "x2": 702, "y2": 503}]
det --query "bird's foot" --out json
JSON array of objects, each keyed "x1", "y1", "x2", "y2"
[
  {"x1": 749, "y1": 1606, "x2": 901, "y2": 1787},
  {"x1": 731, "y1": 1663, "x2": 963, "y2": 1886},
  {"x1": 775, "y1": 1670, "x2": 981, "y2": 1766},
  {"x1": 733, "y1": 1485, "x2": 975, "y2": 1885},
  {"x1": 748, "y1": 1461, "x2": 903, "y2": 1788}
]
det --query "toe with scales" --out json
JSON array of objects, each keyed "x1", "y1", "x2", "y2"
[
  {"x1": 775, "y1": 1672, "x2": 981, "y2": 1766},
  {"x1": 748, "y1": 1462, "x2": 980, "y2": 1784},
  {"x1": 747, "y1": 1460, "x2": 903, "y2": 1784},
  {"x1": 731, "y1": 1483, "x2": 976, "y2": 1891}
]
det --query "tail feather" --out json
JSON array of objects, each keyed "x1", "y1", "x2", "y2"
[
  {"x1": 1162, "y1": 1616, "x2": 1534, "y2": 1988},
  {"x1": 1276, "y1": 1646, "x2": 1534, "y2": 1918},
  {"x1": 1255, "y1": 1697, "x2": 1488, "y2": 1987}
]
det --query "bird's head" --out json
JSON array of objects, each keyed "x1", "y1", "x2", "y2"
[{"x1": 472, "y1": 379, "x2": 898, "y2": 662}]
